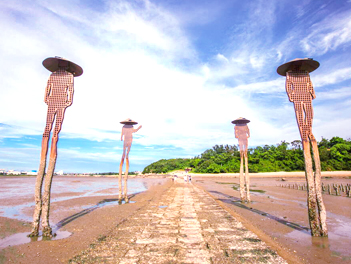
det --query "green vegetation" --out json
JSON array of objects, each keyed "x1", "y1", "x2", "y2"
[{"x1": 142, "y1": 137, "x2": 351, "y2": 174}]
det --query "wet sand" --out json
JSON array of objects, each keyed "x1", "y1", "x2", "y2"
[
  {"x1": 0, "y1": 173, "x2": 350, "y2": 263},
  {"x1": 193, "y1": 175, "x2": 351, "y2": 264},
  {"x1": 0, "y1": 176, "x2": 170, "y2": 263}
]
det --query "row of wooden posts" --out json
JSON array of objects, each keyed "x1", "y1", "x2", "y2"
[{"x1": 278, "y1": 183, "x2": 351, "y2": 197}]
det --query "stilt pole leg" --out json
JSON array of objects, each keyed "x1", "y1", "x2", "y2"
[
  {"x1": 311, "y1": 139, "x2": 328, "y2": 236},
  {"x1": 41, "y1": 136, "x2": 58, "y2": 237},
  {"x1": 244, "y1": 153, "x2": 250, "y2": 203},
  {"x1": 303, "y1": 141, "x2": 319, "y2": 236},
  {"x1": 118, "y1": 157, "x2": 124, "y2": 201},
  {"x1": 124, "y1": 157, "x2": 129, "y2": 202},
  {"x1": 29, "y1": 136, "x2": 50, "y2": 237},
  {"x1": 239, "y1": 152, "x2": 245, "y2": 203}
]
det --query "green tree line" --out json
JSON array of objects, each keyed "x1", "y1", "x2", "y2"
[{"x1": 142, "y1": 137, "x2": 351, "y2": 174}]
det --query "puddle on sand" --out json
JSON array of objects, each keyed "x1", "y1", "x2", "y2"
[
  {"x1": 159, "y1": 205, "x2": 168, "y2": 208},
  {"x1": 0, "y1": 177, "x2": 161, "y2": 223},
  {"x1": 287, "y1": 226, "x2": 351, "y2": 259},
  {"x1": 0, "y1": 231, "x2": 71, "y2": 249},
  {"x1": 0, "y1": 200, "x2": 137, "y2": 250}
]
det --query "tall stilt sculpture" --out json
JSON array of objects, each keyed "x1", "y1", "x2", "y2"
[
  {"x1": 277, "y1": 58, "x2": 327, "y2": 236},
  {"x1": 29, "y1": 57, "x2": 83, "y2": 237},
  {"x1": 232, "y1": 117, "x2": 251, "y2": 203},
  {"x1": 118, "y1": 118, "x2": 142, "y2": 202}
]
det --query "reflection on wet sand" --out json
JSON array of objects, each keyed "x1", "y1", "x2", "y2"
[
  {"x1": 0, "y1": 177, "x2": 165, "y2": 222},
  {"x1": 196, "y1": 176, "x2": 351, "y2": 263},
  {"x1": 0, "y1": 177, "x2": 167, "y2": 249},
  {"x1": 0, "y1": 231, "x2": 71, "y2": 249}
]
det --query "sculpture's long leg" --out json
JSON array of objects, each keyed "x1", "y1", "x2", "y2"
[
  {"x1": 294, "y1": 102, "x2": 304, "y2": 139},
  {"x1": 41, "y1": 136, "x2": 58, "y2": 237},
  {"x1": 41, "y1": 108, "x2": 65, "y2": 237},
  {"x1": 311, "y1": 139, "x2": 328, "y2": 236},
  {"x1": 118, "y1": 156, "x2": 124, "y2": 202},
  {"x1": 29, "y1": 136, "x2": 50, "y2": 237},
  {"x1": 302, "y1": 140, "x2": 319, "y2": 236},
  {"x1": 244, "y1": 152, "x2": 250, "y2": 203},
  {"x1": 124, "y1": 157, "x2": 129, "y2": 202},
  {"x1": 239, "y1": 151, "x2": 245, "y2": 203}
]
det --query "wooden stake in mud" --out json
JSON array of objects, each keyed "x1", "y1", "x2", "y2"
[
  {"x1": 277, "y1": 58, "x2": 327, "y2": 237},
  {"x1": 118, "y1": 118, "x2": 142, "y2": 202},
  {"x1": 232, "y1": 117, "x2": 251, "y2": 203},
  {"x1": 29, "y1": 57, "x2": 83, "y2": 237}
]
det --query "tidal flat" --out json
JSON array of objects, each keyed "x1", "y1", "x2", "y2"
[
  {"x1": 0, "y1": 174, "x2": 350, "y2": 263},
  {"x1": 194, "y1": 175, "x2": 351, "y2": 264}
]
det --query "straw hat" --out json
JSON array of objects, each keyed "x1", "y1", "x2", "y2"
[
  {"x1": 43, "y1": 56, "x2": 83, "y2": 77},
  {"x1": 277, "y1": 58, "x2": 319, "y2": 76},
  {"x1": 120, "y1": 118, "x2": 138, "y2": 125},
  {"x1": 231, "y1": 117, "x2": 250, "y2": 125}
]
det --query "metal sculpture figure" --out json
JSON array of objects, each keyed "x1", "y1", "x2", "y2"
[
  {"x1": 232, "y1": 117, "x2": 251, "y2": 203},
  {"x1": 277, "y1": 58, "x2": 327, "y2": 236},
  {"x1": 118, "y1": 118, "x2": 142, "y2": 202},
  {"x1": 29, "y1": 57, "x2": 83, "y2": 237}
]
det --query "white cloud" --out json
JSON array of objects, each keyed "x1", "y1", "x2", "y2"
[
  {"x1": 314, "y1": 67, "x2": 351, "y2": 87},
  {"x1": 301, "y1": 10, "x2": 351, "y2": 55},
  {"x1": 230, "y1": 79, "x2": 285, "y2": 94},
  {"x1": 317, "y1": 86, "x2": 351, "y2": 100},
  {"x1": 216, "y1": 53, "x2": 229, "y2": 63}
]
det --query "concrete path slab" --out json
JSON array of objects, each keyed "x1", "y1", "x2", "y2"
[{"x1": 70, "y1": 181, "x2": 287, "y2": 263}]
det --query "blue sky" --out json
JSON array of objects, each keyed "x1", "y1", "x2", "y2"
[{"x1": 1, "y1": 0, "x2": 351, "y2": 173}]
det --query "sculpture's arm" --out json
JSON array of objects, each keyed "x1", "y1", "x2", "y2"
[
  {"x1": 285, "y1": 78, "x2": 293, "y2": 102},
  {"x1": 66, "y1": 75, "x2": 74, "y2": 107},
  {"x1": 246, "y1": 127, "x2": 250, "y2": 138},
  {"x1": 308, "y1": 79, "x2": 316, "y2": 100},
  {"x1": 133, "y1": 125, "x2": 142, "y2": 133},
  {"x1": 234, "y1": 127, "x2": 238, "y2": 139},
  {"x1": 44, "y1": 80, "x2": 51, "y2": 105},
  {"x1": 121, "y1": 127, "x2": 125, "y2": 141}
]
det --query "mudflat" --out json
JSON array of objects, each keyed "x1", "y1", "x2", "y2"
[
  {"x1": 0, "y1": 176, "x2": 169, "y2": 263},
  {"x1": 0, "y1": 173, "x2": 350, "y2": 263},
  {"x1": 193, "y1": 174, "x2": 351, "y2": 264}
]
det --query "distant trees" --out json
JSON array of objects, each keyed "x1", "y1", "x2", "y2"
[
  {"x1": 142, "y1": 137, "x2": 351, "y2": 174},
  {"x1": 142, "y1": 158, "x2": 191, "y2": 174}
]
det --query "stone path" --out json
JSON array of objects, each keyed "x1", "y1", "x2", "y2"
[{"x1": 70, "y1": 181, "x2": 286, "y2": 263}]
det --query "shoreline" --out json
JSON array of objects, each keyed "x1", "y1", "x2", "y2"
[
  {"x1": 185, "y1": 171, "x2": 351, "y2": 178},
  {"x1": 2, "y1": 170, "x2": 351, "y2": 179}
]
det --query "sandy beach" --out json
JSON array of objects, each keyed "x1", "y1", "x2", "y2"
[{"x1": 0, "y1": 172, "x2": 350, "y2": 263}]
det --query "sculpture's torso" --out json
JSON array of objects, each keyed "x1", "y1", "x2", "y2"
[
  {"x1": 286, "y1": 71, "x2": 313, "y2": 101},
  {"x1": 47, "y1": 70, "x2": 74, "y2": 107}
]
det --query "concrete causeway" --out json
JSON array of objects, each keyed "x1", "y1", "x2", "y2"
[{"x1": 71, "y1": 180, "x2": 287, "y2": 263}]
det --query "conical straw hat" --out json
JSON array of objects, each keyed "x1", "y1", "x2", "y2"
[
  {"x1": 120, "y1": 118, "x2": 138, "y2": 125},
  {"x1": 277, "y1": 58, "x2": 319, "y2": 76},
  {"x1": 231, "y1": 117, "x2": 250, "y2": 125},
  {"x1": 43, "y1": 56, "x2": 83, "y2": 77}
]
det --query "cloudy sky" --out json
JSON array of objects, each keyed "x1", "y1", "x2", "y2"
[{"x1": 1, "y1": 0, "x2": 351, "y2": 173}]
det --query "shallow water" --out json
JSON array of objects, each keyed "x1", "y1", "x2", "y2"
[
  {"x1": 0, "y1": 231, "x2": 72, "y2": 249},
  {"x1": 0, "y1": 176, "x2": 166, "y2": 249},
  {"x1": 0, "y1": 176, "x2": 146, "y2": 200},
  {"x1": 0, "y1": 176, "x2": 165, "y2": 222},
  {"x1": 287, "y1": 225, "x2": 351, "y2": 260},
  {"x1": 0, "y1": 200, "x2": 137, "y2": 249}
]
